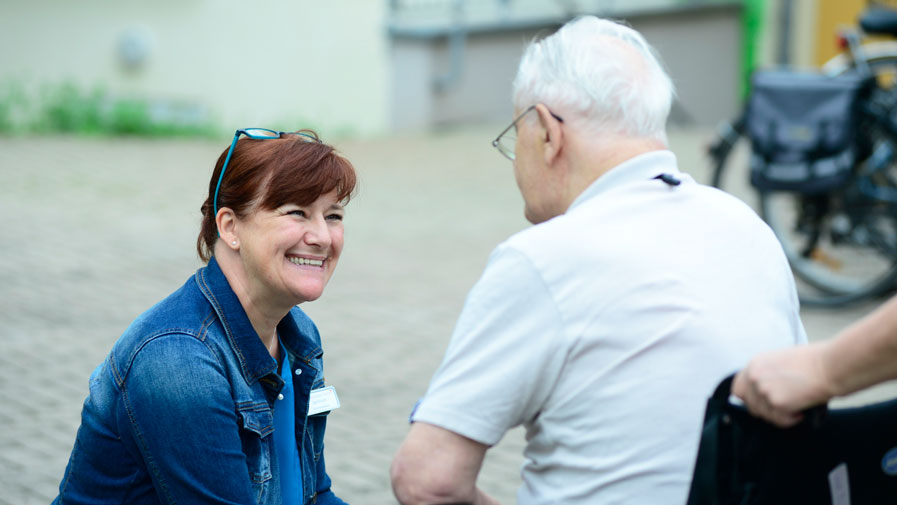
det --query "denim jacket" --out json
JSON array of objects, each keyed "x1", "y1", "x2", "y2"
[{"x1": 54, "y1": 257, "x2": 348, "y2": 505}]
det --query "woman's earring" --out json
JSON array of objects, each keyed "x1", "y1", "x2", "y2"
[{"x1": 231, "y1": 240, "x2": 237, "y2": 246}]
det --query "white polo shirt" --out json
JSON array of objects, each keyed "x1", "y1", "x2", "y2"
[{"x1": 412, "y1": 150, "x2": 806, "y2": 504}]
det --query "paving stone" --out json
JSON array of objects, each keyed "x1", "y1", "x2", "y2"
[{"x1": 0, "y1": 128, "x2": 886, "y2": 505}]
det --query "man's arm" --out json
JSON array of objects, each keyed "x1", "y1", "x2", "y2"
[
  {"x1": 734, "y1": 293, "x2": 897, "y2": 427},
  {"x1": 391, "y1": 247, "x2": 564, "y2": 505},
  {"x1": 390, "y1": 422, "x2": 502, "y2": 505}
]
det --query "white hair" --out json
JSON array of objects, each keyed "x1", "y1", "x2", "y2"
[{"x1": 512, "y1": 16, "x2": 674, "y2": 144}]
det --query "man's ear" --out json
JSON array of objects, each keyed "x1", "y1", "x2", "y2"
[
  {"x1": 215, "y1": 207, "x2": 240, "y2": 251},
  {"x1": 535, "y1": 104, "x2": 564, "y2": 166}
]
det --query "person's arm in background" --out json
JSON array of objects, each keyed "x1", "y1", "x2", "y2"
[{"x1": 734, "y1": 294, "x2": 897, "y2": 427}]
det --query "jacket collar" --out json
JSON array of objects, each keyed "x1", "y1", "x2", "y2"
[
  {"x1": 195, "y1": 257, "x2": 322, "y2": 384},
  {"x1": 278, "y1": 309, "x2": 324, "y2": 370}
]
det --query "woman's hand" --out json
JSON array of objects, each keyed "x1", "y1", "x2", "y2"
[{"x1": 732, "y1": 343, "x2": 835, "y2": 428}]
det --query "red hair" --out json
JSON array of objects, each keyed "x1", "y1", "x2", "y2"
[{"x1": 197, "y1": 130, "x2": 357, "y2": 262}]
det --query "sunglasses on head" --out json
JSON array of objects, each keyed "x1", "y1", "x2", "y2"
[{"x1": 213, "y1": 128, "x2": 319, "y2": 216}]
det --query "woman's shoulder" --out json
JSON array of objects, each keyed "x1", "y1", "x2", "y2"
[
  {"x1": 110, "y1": 274, "x2": 221, "y2": 374},
  {"x1": 129, "y1": 275, "x2": 211, "y2": 338}
]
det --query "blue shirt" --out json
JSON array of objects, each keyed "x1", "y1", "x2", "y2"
[{"x1": 275, "y1": 347, "x2": 303, "y2": 505}]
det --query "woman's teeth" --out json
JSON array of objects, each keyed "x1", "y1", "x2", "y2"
[{"x1": 289, "y1": 257, "x2": 323, "y2": 266}]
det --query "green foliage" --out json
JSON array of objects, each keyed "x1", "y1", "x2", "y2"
[
  {"x1": 0, "y1": 81, "x2": 28, "y2": 133},
  {"x1": 38, "y1": 82, "x2": 104, "y2": 133},
  {"x1": 0, "y1": 80, "x2": 217, "y2": 138},
  {"x1": 108, "y1": 98, "x2": 152, "y2": 135}
]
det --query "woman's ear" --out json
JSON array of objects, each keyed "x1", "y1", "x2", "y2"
[
  {"x1": 216, "y1": 207, "x2": 240, "y2": 250},
  {"x1": 535, "y1": 104, "x2": 564, "y2": 166}
]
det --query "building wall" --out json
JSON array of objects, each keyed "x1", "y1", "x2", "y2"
[
  {"x1": 390, "y1": 4, "x2": 743, "y2": 130},
  {"x1": 7, "y1": 1, "x2": 847, "y2": 135},
  {"x1": 631, "y1": 8, "x2": 743, "y2": 125},
  {"x1": 0, "y1": 1, "x2": 390, "y2": 137},
  {"x1": 763, "y1": 0, "x2": 868, "y2": 70},
  {"x1": 814, "y1": 0, "x2": 866, "y2": 66}
]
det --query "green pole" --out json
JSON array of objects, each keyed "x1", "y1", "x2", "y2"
[{"x1": 741, "y1": 0, "x2": 765, "y2": 100}]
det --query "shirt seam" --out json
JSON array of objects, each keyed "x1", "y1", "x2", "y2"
[
  {"x1": 499, "y1": 244, "x2": 572, "y2": 350},
  {"x1": 412, "y1": 405, "x2": 506, "y2": 447}
]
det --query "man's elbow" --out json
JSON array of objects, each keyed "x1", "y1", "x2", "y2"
[
  {"x1": 390, "y1": 455, "x2": 421, "y2": 505},
  {"x1": 390, "y1": 453, "x2": 468, "y2": 505}
]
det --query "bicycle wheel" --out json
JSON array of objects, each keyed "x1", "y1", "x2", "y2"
[
  {"x1": 821, "y1": 41, "x2": 897, "y2": 78},
  {"x1": 707, "y1": 125, "x2": 882, "y2": 305},
  {"x1": 710, "y1": 44, "x2": 897, "y2": 305},
  {"x1": 760, "y1": 186, "x2": 897, "y2": 305},
  {"x1": 708, "y1": 116, "x2": 756, "y2": 207}
]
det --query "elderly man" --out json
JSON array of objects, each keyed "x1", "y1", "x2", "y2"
[{"x1": 391, "y1": 16, "x2": 806, "y2": 504}]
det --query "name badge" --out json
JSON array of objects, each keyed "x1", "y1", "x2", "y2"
[{"x1": 308, "y1": 386, "x2": 340, "y2": 416}]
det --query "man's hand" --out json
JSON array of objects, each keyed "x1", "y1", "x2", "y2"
[
  {"x1": 390, "y1": 422, "x2": 502, "y2": 505},
  {"x1": 732, "y1": 343, "x2": 835, "y2": 428}
]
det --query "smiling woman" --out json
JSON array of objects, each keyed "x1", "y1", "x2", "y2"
[
  {"x1": 198, "y1": 128, "x2": 356, "y2": 263},
  {"x1": 53, "y1": 129, "x2": 357, "y2": 505}
]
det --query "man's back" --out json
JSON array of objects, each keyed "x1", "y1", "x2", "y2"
[
  {"x1": 392, "y1": 17, "x2": 805, "y2": 505},
  {"x1": 413, "y1": 152, "x2": 805, "y2": 503}
]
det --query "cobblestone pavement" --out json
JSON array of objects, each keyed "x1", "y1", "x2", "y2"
[{"x1": 1, "y1": 127, "x2": 893, "y2": 505}]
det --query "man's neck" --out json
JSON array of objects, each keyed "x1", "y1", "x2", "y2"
[{"x1": 562, "y1": 133, "x2": 667, "y2": 211}]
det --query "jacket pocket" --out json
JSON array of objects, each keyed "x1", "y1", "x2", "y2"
[
  {"x1": 237, "y1": 405, "x2": 274, "y2": 500},
  {"x1": 306, "y1": 411, "x2": 329, "y2": 462}
]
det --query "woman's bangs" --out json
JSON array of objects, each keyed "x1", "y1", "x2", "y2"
[{"x1": 263, "y1": 145, "x2": 356, "y2": 209}]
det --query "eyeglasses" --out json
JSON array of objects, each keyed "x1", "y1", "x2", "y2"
[
  {"x1": 213, "y1": 128, "x2": 318, "y2": 215},
  {"x1": 491, "y1": 105, "x2": 564, "y2": 161}
]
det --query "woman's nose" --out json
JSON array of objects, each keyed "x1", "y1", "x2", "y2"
[{"x1": 303, "y1": 215, "x2": 332, "y2": 248}]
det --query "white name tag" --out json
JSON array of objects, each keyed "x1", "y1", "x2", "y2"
[
  {"x1": 308, "y1": 386, "x2": 340, "y2": 416},
  {"x1": 828, "y1": 463, "x2": 851, "y2": 505}
]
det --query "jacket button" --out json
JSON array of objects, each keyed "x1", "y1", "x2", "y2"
[
  {"x1": 277, "y1": 393, "x2": 284, "y2": 401},
  {"x1": 295, "y1": 369, "x2": 302, "y2": 376}
]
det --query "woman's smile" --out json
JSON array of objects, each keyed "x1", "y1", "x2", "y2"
[{"x1": 287, "y1": 255, "x2": 326, "y2": 268}]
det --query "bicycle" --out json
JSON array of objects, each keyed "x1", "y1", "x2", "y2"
[{"x1": 709, "y1": 3, "x2": 897, "y2": 307}]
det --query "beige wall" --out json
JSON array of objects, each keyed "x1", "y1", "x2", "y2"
[
  {"x1": 761, "y1": 0, "x2": 871, "y2": 70},
  {"x1": 814, "y1": 0, "x2": 866, "y2": 66},
  {"x1": 0, "y1": 1, "x2": 390, "y2": 137}
]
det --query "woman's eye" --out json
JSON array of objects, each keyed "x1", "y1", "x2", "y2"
[
  {"x1": 326, "y1": 213, "x2": 344, "y2": 222},
  {"x1": 288, "y1": 210, "x2": 306, "y2": 218}
]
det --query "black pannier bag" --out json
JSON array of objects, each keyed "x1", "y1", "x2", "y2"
[{"x1": 746, "y1": 70, "x2": 873, "y2": 194}]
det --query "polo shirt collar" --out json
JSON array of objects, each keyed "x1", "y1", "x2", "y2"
[{"x1": 568, "y1": 149, "x2": 679, "y2": 212}]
